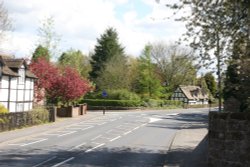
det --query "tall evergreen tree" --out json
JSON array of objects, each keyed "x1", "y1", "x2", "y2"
[
  {"x1": 204, "y1": 72, "x2": 217, "y2": 97},
  {"x1": 89, "y1": 27, "x2": 125, "y2": 80}
]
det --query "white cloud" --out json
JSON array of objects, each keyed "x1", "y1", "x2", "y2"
[{"x1": 2, "y1": 0, "x2": 186, "y2": 58}]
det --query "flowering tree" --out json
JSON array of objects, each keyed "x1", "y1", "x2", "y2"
[{"x1": 29, "y1": 58, "x2": 91, "y2": 105}]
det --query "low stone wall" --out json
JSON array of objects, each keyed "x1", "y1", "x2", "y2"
[
  {"x1": 208, "y1": 112, "x2": 250, "y2": 167},
  {"x1": 0, "y1": 109, "x2": 51, "y2": 132}
]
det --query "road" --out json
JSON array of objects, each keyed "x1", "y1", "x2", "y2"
[{"x1": 0, "y1": 109, "x2": 208, "y2": 167}]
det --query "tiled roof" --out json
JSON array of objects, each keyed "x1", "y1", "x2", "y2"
[
  {"x1": 179, "y1": 85, "x2": 208, "y2": 100},
  {"x1": 0, "y1": 55, "x2": 37, "y2": 78}
]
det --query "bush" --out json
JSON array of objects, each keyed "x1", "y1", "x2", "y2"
[
  {"x1": 28, "y1": 107, "x2": 49, "y2": 124},
  {"x1": 82, "y1": 99, "x2": 142, "y2": 107},
  {"x1": 85, "y1": 89, "x2": 141, "y2": 101},
  {"x1": 143, "y1": 99, "x2": 182, "y2": 107},
  {"x1": 0, "y1": 104, "x2": 8, "y2": 114}
]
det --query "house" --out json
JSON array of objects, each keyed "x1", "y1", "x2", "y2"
[
  {"x1": 171, "y1": 85, "x2": 209, "y2": 105},
  {"x1": 0, "y1": 55, "x2": 37, "y2": 112}
]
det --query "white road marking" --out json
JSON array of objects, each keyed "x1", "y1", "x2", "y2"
[
  {"x1": 85, "y1": 143, "x2": 105, "y2": 153},
  {"x1": 21, "y1": 138, "x2": 48, "y2": 146},
  {"x1": 81, "y1": 126, "x2": 93, "y2": 131},
  {"x1": 133, "y1": 126, "x2": 140, "y2": 131},
  {"x1": 149, "y1": 117, "x2": 162, "y2": 123},
  {"x1": 91, "y1": 135, "x2": 102, "y2": 141},
  {"x1": 68, "y1": 142, "x2": 86, "y2": 151},
  {"x1": 66, "y1": 127, "x2": 82, "y2": 130},
  {"x1": 52, "y1": 157, "x2": 75, "y2": 167},
  {"x1": 123, "y1": 130, "x2": 132, "y2": 135},
  {"x1": 98, "y1": 122, "x2": 107, "y2": 125},
  {"x1": 58, "y1": 131, "x2": 76, "y2": 137},
  {"x1": 32, "y1": 156, "x2": 57, "y2": 167},
  {"x1": 109, "y1": 136, "x2": 121, "y2": 142},
  {"x1": 8, "y1": 143, "x2": 26, "y2": 146}
]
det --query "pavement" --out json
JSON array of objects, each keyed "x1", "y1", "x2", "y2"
[
  {"x1": 165, "y1": 128, "x2": 208, "y2": 167},
  {"x1": 0, "y1": 110, "x2": 208, "y2": 167}
]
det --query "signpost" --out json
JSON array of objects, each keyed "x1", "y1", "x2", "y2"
[{"x1": 102, "y1": 90, "x2": 108, "y2": 115}]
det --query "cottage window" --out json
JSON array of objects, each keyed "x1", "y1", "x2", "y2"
[{"x1": 18, "y1": 68, "x2": 25, "y2": 84}]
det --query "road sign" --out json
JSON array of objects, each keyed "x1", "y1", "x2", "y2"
[{"x1": 102, "y1": 90, "x2": 108, "y2": 98}]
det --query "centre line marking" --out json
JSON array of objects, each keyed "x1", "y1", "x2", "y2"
[
  {"x1": 91, "y1": 135, "x2": 102, "y2": 141},
  {"x1": 32, "y1": 156, "x2": 57, "y2": 167},
  {"x1": 98, "y1": 122, "x2": 107, "y2": 125},
  {"x1": 109, "y1": 136, "x2": 121, "y2": 142},
  {"x1": 85, "y1": 143, "x2": 105, "y2": 153},
  {"x1": 58, "y1": 131, "x2": 76, "y2": 137},
  {"x1": 81, "y1": 126, "x2": 93, "y2": 131},
  {"x1": 52, "y1": 157, "x2": 75, "y2": 167},
  {"x1": 21, "y1": 138, "x2": 48, "y2": 146},
  {"x1": 123, "y1": 130, "x2": 132, "y2": 135}
]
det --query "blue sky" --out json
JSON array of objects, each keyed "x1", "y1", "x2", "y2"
[{"x1": 1, "y1": 0, "x2": 185, "y2": 58}]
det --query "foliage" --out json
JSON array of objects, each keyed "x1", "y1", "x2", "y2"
[
  {"x1": 0, "y1": 2, "x2": 11, "y2": 46},
  {"x1": 135, "y1": 45, "x2": 163, "y2": 98},
  {"x1": 85, "y1": 89, "x2": 141, "y2": 101},
  {"x1": 58, "y1": 49, "x2": 91, "y2": 78},
  {"x1": 0, "y1": 104, "x2": 8, "y2": 114},
  {"x1": 204, "y1": 72, "x2": 217, "y2": 97},
  {"x1": 29, "y1": 58, "x2": 91, "y2": 105},
  {"x1": 150, "y1": 42, "x2": 197, "y2": 94},
  {"x1": 82, "y1": 99, "x2": 142, "y2": 107},
  {"x1": 163, "y1": 0, "x2": 250, "y2": 111},
  {"x1": 143, "y1": 99, "x2": 182, "y2": 108},
  {"x1": 95, "y1": 55, "x2": 130, "y2": 90},
  {"x1": 28, "y1": 107, "x2": 49, "y2": 124},
  {"x1": 32, "y1": 45, "x2": 50, "y2": 61},
  {"x1": 37, "y1": 16, "x2": 61, "y2": 60},
  {"x1": 89, "y1": 27, "x2": 125, "y2": 81}
]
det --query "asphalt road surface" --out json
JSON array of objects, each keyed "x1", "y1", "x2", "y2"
[{"x1": 0, "y1": 109, "x2": 208, "y2": 167}]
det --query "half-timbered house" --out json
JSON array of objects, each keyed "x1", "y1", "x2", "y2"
[{"x1": 0, "y1": 55, "x2": 37, "y2": 112}]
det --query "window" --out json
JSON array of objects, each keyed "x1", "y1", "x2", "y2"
[
  {"x1": 16, "y1": 103, "x2": 24, "y2": 112},
  {"x1": 18, "y1": 68, "x2": 25, "y2": 84}
]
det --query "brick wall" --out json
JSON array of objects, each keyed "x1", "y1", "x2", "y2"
[{"x1": 209, "y1": 112, "x2": 250, "y2": 166}]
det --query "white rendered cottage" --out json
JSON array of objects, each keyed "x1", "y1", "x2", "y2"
[
  {"x1": 171, "y1": 85, "x2": 209, "y2": 105},
  {"x1": 0, "y1": 55, "x2": 37, "y2": 112}
]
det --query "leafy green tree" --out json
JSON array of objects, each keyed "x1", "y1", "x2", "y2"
[
  {"x1": 150, "y1": 42, "x2": 197, "y2": 96},
  {"x1": 95, "y1": 54, "x2": 130, "y2": 90},
  {"x1": 204, "y1": 72, "x2": 217, "y2": 97},
  {"x1": 32, "y1": 45, "x2": 50, "y2": 61},
  {"x1": 58, "y1": 49, "x2": 91, "y2": 78},
  {"x1": 161, "y1": 0, "x2": 250, "y2": 111},
  {"x1": 135, "y1": 45, "x2": 163, "y2": 99},
  {"x1": 89, "y1": 27, "x2": 125, "y2": 80}
]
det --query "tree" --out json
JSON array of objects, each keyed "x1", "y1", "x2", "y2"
[
  {"x1": 150, "y1": 42, "x2": 197, "y2": 96},
  {"x1": 95, "y1": 54, "x2": 130, "y2": 90},
  {"x1": 32, "y1": 45, "x2": 50, "y2": 61},
  {"x1": 0, "y1": 2, "x2": 11, "y2": 48},
  {"x1": 135, "y1": 45, "x2": 163, "y2": 99},
  {"x1": 58, "y1": 49, "x2": 91, "y2": 78},
  {"x1": 204, "y1": 72, "x2": 217, "y2": 97},
  {"x1": 89, "y1": 27, "x2": 125, "y2": 80},
  {"x1": 161, "y1": 0, "x2": 250, "y2": 111},
  {"x1": 29, "y1": 58, "x2": 91, "y2": 105},
  {"x1": 37, "y1": 16, "x2": 61, "y2": 61}
]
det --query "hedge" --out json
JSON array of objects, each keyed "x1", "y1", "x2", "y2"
[
  {"x1": 143, "y1": 99, "x2": 183, "y2": 107},
  {"x1": 82, "y1": 99, "x2": 142, "y2": 107}
]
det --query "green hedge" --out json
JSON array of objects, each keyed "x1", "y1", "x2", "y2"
[
  {"x1": 143, "y1": 99, "x2": 183, "y2": 107},
  {"x1": 82, "y1": 99, "x2": 142, "y2": 107}
]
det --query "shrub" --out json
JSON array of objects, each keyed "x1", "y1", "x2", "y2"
[
  {"x1": 28, "y1": 107, "x2": 49, "y2": 124},
  {"x1": 82, "y1": 99, "x2": 142, "y2": 107},
  {"x1": 143, "y1": 99, "x2": 182, "y2": 107},
  {"x1": 0, "y1": 104, "x2": 8, "y2": 114},
  {"x1": 85, "y1": 89, "x2": 141, "y2": 101}
]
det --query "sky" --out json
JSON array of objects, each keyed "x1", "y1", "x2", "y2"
[{"x1": 1, "y1": 0, "x2": 186, "y2": 58}]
